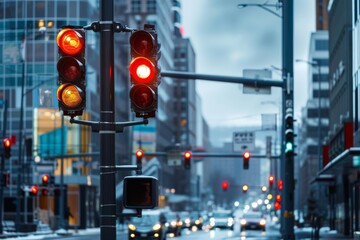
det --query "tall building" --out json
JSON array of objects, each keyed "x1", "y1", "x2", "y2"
[{"x1": 316, "y1": 0, "x2": 329, "y2": 30}]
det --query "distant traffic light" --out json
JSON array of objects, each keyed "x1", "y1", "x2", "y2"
[
  {"x1": 222, "y1": 181, "x2": 229, "y2": 191},
  {"x1": 56, "y1": 27, "x2": 86, "y2": 117},
  {"x1": 242, "y1": 184, "x2": 249, "y2": 193},
  {"x1": 3, "y1": 138, "x2": 11, "y2": 159},
  {"x1": 261, "y1": 185, "x2": 267, "y2": 193},
  {"x1": 129, "y1": 24, "x2": 160, "y2": 118},
  {"x1": 136, "y1": 149, "x2": 144, "y2": 163},
  {"x1": 284, "y1": 112, "x2": 295, "y2": 156},
  {"x1": 42, "y1": 174, "x2": 49, "y2": 186},
  {"x1": 184, "y1": 151, "x2": 191, "y2": 169},
  {"x1": 274, "y1": 201, "x2": 281, "y2": 211},
  {"x1": 268, "y1": 175, "x2": 275, "y2": 187},
  {"x1": 243, "y1": 151, "x2": 250, "y2": 170},
  {"x1": 42, "y1": 188, "x2": 49, "y2": 196},
  {"x1": 276, "y1": 194, "x2": 282, "y2": 202},
  {"x1": 29, "y1": 185, "x2": 39, "y2": 196},
  {"x1": 278, "y1": 179, "x2": 283, "y2": 191}
]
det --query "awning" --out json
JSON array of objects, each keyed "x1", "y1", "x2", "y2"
[{"x1": 312, "y1": 147, "x2": 360, "y2": 184}]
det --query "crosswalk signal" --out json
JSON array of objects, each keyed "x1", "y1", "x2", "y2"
[
  {"x1": 3, "y1": 138, "x2": 12, "y2": 159},
  {"x1": 56, "y1": 27, "x2": 86, "y2": 117},
  {"x1": 184, "y1": 151, "x2": 191, "y2": 169},
  {"x1": 129, "y1": 24, "x2": 160, "y2": 118},
  {"x1": 243, "y1": 151, "x2": 250, "y2": 169}
]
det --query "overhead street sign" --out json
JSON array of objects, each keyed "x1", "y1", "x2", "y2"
[{"x1": 233, "y1": 131, "x2": 255, "y2": 152}]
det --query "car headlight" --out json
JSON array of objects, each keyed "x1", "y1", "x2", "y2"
[
  {"x1": 171, "y1": 221, "x2": 177, "y2": 227},
  {"x1": 240, "y1": 219, "x2": 247, "y2": 225},
  {"x1": 177, "y1": 220, "x2": 183, "y2": 226},
  {"x1": 260, "y1": 219, "x2": 266, "y2": 226},
  {"x1": 195, "y1": 219, "x2": 200, "y2": 225},
  {"x1": 128, "y1": 224, "x2": 136, "y2": 231},
  {"x1": 185, "y1": 218, "x2": 191, "y2": 225},
  {"x1": 152, "y1": 223, "x2": 162, "y2": 231}
]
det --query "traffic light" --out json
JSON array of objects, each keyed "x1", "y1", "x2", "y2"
[
  {"x1": 284, "y1": 111, "x2": 295, "y2": 156},
  {"x1": 3, "y1": 137, "x2": 11, "y2": 159},
  {"x1": 222, "y1": 181, "x2": 229, "y2": 191},
  {"x1": 184, "y1": 151, "x2": 191, "y2": 169},
  {"x1": 29, "y1": 185, "x2": 39, "y2": 196},
  {"x1": 129, "y1": 24, "x2": 160, "y2": 118},
  {"x1": 42, "y1": 174, "x2": 49, "y2": 186},
  {"x1": 278, "y1": 179, "x2": 283, "y2": 191},
  {"x1": 268, "y1": 175, "x2": 275, "y2": 188},
  {"x1": 42, "y1": 188, "x2": 49, "y2": 196},
  {"x1": 274, "y1": 201, "x2": 281, "y2": 211},
  {"x1": 56, "y1": 27, "x2": 86, "y2": 117},
  {"x1": 276, "y1": 194, "x2": 282, "y2": 202},
  {"x1": 242, "y1": 184, "x2": 249, "y2": 193},
  {"x1": 261, "y1": 185, "x2": 267, "y2": 193},
  {"x1": 243, "y1": 151, "x2": 250, "y2": 169},
  {"x1": 136, "y1": 149, "x2": 144, "y2": 163}
]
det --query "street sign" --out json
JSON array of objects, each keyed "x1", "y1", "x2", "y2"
[
  {"x1": 233, "y1": 131, "x2": 255, "y2": 152},
  {"x1": 242, "y1": 69, "x2": 272, "y2": 95}
]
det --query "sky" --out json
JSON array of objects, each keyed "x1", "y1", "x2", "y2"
[{"x1": 181, "y1": 0, "x2": 316, "y2": 128}]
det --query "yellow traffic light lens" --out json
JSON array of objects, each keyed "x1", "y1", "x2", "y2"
[
  {"x1": 57, "y1": 29, "x2": 84, "y2": 55},
  {"x1": 129, "y1": 57, "x2": 156, "y2": 83},
  {"x1": 57, "y1": 84, "x2": 83, "y2": 108}
]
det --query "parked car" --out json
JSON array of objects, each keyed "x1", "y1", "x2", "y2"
[
  {"x1": 164, "y1": 211, "x2": 182, "y2": 236},
  {"x1": 240, "y1": 211, "x2": 266, "y2": 231},
  {"x1": 208, "y1": 210, "x2": 234, "y2": 230},
  {"x1": 128, "y1": 210, "x2": 167, "y2": 239}
]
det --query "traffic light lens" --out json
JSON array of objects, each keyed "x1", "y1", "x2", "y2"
[
  {"x1": 42, "y1": 174, "x2": 49, "y2": 183},
  {"x1": 3, "y1": 138, "x2": 11, "y2": 148},
  {"x1": 130, "y1": 31, "x2": 155, "y2": 56},
  {"x1": 129, "y1": 57, "x2": 156, "y2": 83},
  {"x1": 57, "y1": 57, "x2": 83, "y2": 81},
  {"x1": 136, "y1": 150, "x2": 144, "y2": 158},
  {"x1": 184, "y1": 151, "x2": 191, "y2": 159},
  {"x1": 31, "y1": 185, "x2": 38, "y2": 195},
  {"x1": 57, "y1": 84, "x2": 84, "y2": 108},
  {"x1": 57, "y1": 29, "x2": 84, "y2": 55},
  {"x1": 243, "y1": 151, "x2": 250, "y2": 159},
  {"x1": 130, "y1": 85, "x2": 155, "y2": 110}
]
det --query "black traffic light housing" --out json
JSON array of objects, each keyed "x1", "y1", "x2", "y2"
[
  {"x1": 123, "y1": 176, "x2": 158, "y2": 209},
  {"x1": 56, "y1": 27, "x2": 86, "y2": 117},
  {"x1": 129, "y1": 24, "x2": 160, "y2": 118},
  {"x1": 243, "y1": 151, "x2": 250, "y2": 169},
  {"x1": 3, "y1": 138, "x2": 11, "y2": 159},
  {"x1": 284, "y1": 111, "x2": 296, "y2": 157},
  {"x1": 184, "y1": 151, "x2": 191, "y2": 169}
]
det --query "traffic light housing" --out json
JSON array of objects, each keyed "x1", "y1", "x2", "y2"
[
  {"x1": 268, "y1": 175, "x2": 275, "y2": 188},
  {"x1": 242, "y1": 184, "x2": 249, "y2": 193},
  {"x1": 243, "y1": 151, "x2": 250, "y2": 169},
  {"x1": 56, "y1": 27, "x2": 86, "y2": 117},
  {"x1": 129, "y1": 24, "x2": 160, "y2": 118},
  {"x1": 184, "y1": 151, "x2": 191, "y2": 169},
  {"x1": 3, "y1": 138, "x2": 11, "y2": 159},
  {"x1": 42, "y1": 174, "x2": 49, "y2": 186},
  {"x1": 222, "y1": 181, "x2": 229, "y2": 191},
  {"x1": 284, "y1": 112, "x2": 295, "y2": 156}
]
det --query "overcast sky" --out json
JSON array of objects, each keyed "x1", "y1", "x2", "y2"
[{"x1": 181, "y1": 0, "x2": 316, "y2": 128}]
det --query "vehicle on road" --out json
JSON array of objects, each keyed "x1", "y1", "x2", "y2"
[
  {"x1": 164, "y1": 211, "x2": 182, "y2": 237},
  {"x1": 128, "y1": 210, "x2": 167, "y2": 240},
  {"x1": 208, "y1": 210, "x2": 234, "y2": 230},
  {"x1": 240, "y1": 211, "x2": 266, "y2": 231}
]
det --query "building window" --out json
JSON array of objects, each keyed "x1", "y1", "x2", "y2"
[
  {"x1": 147, "y1": 0, "x2": 156, "y2": 12},
  {"x1": 315, "y1": 40, "x2": 328, "y2": 51},
  {"x1": 313, "y1": 58, "x2": 329, "y2": 67},
  {"x1": 132, "y1": 0, "x2": 141, "y2": 13},
  {"x1": 312, "y1": 73, "x2": 329, "y2": 82}
]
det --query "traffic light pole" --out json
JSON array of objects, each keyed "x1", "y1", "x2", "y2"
[{"x1": 0, "y1": 100, "x2": 7, "y2": 234}]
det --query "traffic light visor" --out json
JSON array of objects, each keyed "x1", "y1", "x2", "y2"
[
  {"x1": 57, "y1": 84, "x2": 84, "y2": 108},
  {"x1": 130, "y1": 31, "x2": 156, "y2": 56},
  {"x1": 57, "y1": 56, "x2": 84, "y2": 81},
  {"x1": 130, "y1": 85, "x2": 156, "y2": 110},
  {"x1": 57, "y1": 29, "x2": 84, "y2": 55},
  {"x1": 129, "y1": 57, "x2": 156, "y2": 83}
]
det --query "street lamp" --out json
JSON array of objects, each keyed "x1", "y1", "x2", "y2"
[{"x1": 295, "y1": 59, "x2": 322, "y2": 172}]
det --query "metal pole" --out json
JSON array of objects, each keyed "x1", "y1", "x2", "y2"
[
  {"x1": 59, "y1": 114, "x2": 64, "y2": 229},
  {"x1": 0, "y1": 100, "x2": 7, "y2": 234},
  {"x1": 317, "y1": 64, "x2": 322, "y2": 172},
  {"x1": 100, "y1": 0, "x2": 116, "y2": 239},
  {"x1": 282, "y1": 0, "x2": 295, "y2": 238}
]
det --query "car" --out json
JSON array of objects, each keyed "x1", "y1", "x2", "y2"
[
  {"x1": 240, "y1": 211, "x2": 266, "y2": 231},
  {"x1": 128, "y1": 210, "x2": 167, "y2": 240},
  {"x1": 208, "y1": 210, "x2": 234, "y2": 230},
  {"x1": 178, "y1": 211, "x2": 191, "y2": 229},
  {"x1": 164, "y1": 211, "x2": 182, "y2": 236},
  {"x1": 189, "y1": 212, "x2": 203, "y2": 230}
]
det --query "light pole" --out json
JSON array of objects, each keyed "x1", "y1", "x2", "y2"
[{"x1": 295, "y1": 59, "x2": 322, "y2": 172}]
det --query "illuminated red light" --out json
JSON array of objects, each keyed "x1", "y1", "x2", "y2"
[
  {"x1": 42, "y1": 174, "x2": 49, "y2": 183},
  {"x1": 31, "y1": 185, "x2": 39, "y2": 195},
  {"x1": 129, "y1": 57, "x2": 156, "y2": 83},
  {"x1": 184, "y1": 151, "x2": 192, "y2": 159},
  {"x1": 57, "y1": 29, "x2": 84, "y2": 55},
  {"x1": 222, "y1": 181, "x2": 229, "y2": 190},
  {"x1": 243, "y1": 151, "x2": 250, "y2": 159},
  {"x1": 136, "y1": 149, "x2": 144, "y2": 159},
  {"x1": 3, "y1": 138, "x2": 11, "y2": 148}
]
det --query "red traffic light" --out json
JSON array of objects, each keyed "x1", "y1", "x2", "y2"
[
  {"x1": 3, "y1": 138, "x2": 11, "y2": 148},
  {"x1": 274, "y1": 201, "x2": 281, "y2": 210},
  {"x1": 184, "y1": 151, "x2": 192, "y2": 160},
  {"x1": 276, "y1": 194, "x2": 282, "y2": 202},
  {"x1": 268, "y1": 175, "x2": 275, "y2": 186},
  {"x1": 184, "y1": 151, "x2": 191, "y2": 169},
  {"x1": 129, "y1": 57, "x2": 156, "y2": 84},
  {"x1": 222, "y1": 181, "x2": 229, "y2": 191},
  {"x1": 30, "y1": 185, "x2": 39, "y2": 196},
  {"x1": 57, "y1": 28, "x2": 84, "y2": 55},
  {"x1": 136, "y1": 149, "x2": 144, "y2": 160},
  {"x1": 42, "y1": 174, "x2": 49, "y2": 184},
  {"x1": 243, "y1": 151, "x2": 250, "y2": 159},
  {"x1": 278, "y1": 180, "x2": 283, "y2": 191}
]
